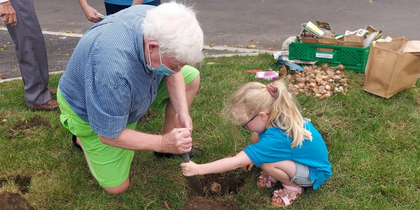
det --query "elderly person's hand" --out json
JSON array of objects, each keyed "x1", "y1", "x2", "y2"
[
  {"x1": 160, "y1": 128, "x2": 192, "y2": 154},
  {"x1": 0, "y1": 1, "x2": 17, "y2": 27},
  {"x1": 174, "y1": 112, "x2": 193, "y2": 133}
]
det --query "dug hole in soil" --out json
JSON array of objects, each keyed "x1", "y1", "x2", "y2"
[
  {"x1": 0, "y1": 171, "x2": 247, "y2": 210},
  {"x1": 3, "y1": 115, "x2": 247, "y2": 209},
  {"x1": 1, "y1": 115, "x2": 53, "y2": 209},
  {"x1": 0, "y1": 175, "x2": 33, "y2": 210},
  {"x1": 181, "y1": 170, "x2": 247, "y2": 210}
]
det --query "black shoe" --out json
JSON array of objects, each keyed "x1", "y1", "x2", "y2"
[
  {"x1": 72, "y1": 135, "x2": 83, "y2": 151},
  {"x1": 154, "y1": 147, "x2": 202, "y2": 159}
]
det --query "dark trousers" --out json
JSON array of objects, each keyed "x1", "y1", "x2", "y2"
[
  {"x1": 105, "y1": 0, "x2": 161, "y2": 15},
  {"x1": 6, "y1": 0, "x2": 51, "y2": 106}
]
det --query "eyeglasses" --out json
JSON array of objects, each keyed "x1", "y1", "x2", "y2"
[
  {"x1": 241, "y1": 113, "x2": 259, "y2": 130},
  {"x1": 241, "y1": 112, "x2": 270, "y2": 130}
]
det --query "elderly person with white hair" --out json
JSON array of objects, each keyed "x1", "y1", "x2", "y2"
[{"x1": 57, "y1": 1, "x2": 204, "y2": 194}]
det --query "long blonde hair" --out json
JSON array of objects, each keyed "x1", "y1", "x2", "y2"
[{"x1": 229, "y1": 80, "x2": 312, "y2": 148}]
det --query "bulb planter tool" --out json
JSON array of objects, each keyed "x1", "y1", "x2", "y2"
[{"x1": 181, "y1": 153, "x2": 203, "y2": 195}]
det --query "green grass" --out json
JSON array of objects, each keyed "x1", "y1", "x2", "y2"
[{"x1": 1, "y1": 54, "x2": 419, "y2": 209}]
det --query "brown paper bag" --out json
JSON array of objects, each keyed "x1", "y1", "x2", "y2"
[{"x1": 363, "y1": 37, "x2": 420, "y2": 98}]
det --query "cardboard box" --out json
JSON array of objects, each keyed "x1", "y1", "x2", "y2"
[
  {"x1": 319, "y1": 37, "x2": 338, "y2": 45},
  {"x1": 301, "y1": 34, "x2": 365, "y2": 48},
  {"x1": 298, "y1": 22, "x2": 380, "y2": 48},
  {"x1": 301, "y1": 37, "x2": 319, "y2": 44}
]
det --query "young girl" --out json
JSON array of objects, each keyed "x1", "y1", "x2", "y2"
[{"x1": 181, "y1": 80, "x2": 332, "y2": 207}]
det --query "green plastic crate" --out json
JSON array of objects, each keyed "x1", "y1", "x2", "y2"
[{"x1": 288, "y1": 42, "x2": 370, "y2": 73}]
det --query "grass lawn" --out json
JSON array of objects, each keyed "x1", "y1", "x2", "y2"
[{"x1": 0, "y1": 54, "x2": 419, "y2": 209}]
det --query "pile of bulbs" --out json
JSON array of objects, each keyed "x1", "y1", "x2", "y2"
[{"x1": 284, "y1": 63, "x2": 348, "y2": 99}]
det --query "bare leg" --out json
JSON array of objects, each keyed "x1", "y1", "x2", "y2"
[
  {"x1": 261, "y1": 160, "x2": 297, "y2": 186},
  {"x1": 155, "y1": 75, "x2": 200, "y2": 158},
  {"x1": 76, "y1": 137, "x2": 130, "y2": 194},
  {"x1": 261, "y1": 160, "x2": 301, "y2": 207},
  {"x1": 102, "y1": 177, "x2": 130, "y2": 195},
  {"x1": 162, "y1": 75, "x2": 200, "y2": 134}
]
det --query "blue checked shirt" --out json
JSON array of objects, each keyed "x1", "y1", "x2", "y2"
[{"x1": 59, "y1": 5, "x2": 163, "y2": 138}]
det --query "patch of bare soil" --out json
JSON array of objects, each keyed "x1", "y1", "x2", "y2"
[
  {"x1": 182, "y1": 170, "x2": 245, "y2": 209},
  {"x1": 202, "y1": 173, "x2": 246, "y2": 197},
  {"x1": 5, "y1": 116, "x2": 51, "y2": 140},
  {"x1": 181, "y1": 196, "x2": 237, "y2": 210},
  {"x1": 0, "y1": 191, "x2": 32, "y2": 210},
  {"x1": 11, "y1": 117, "x2": 51, "y2": 131},
  {"x1": 0, "y1": 175, "x2": 33, "y2": 210}
]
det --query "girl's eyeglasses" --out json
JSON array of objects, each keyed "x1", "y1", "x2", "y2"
[
  {"x1": 241, "y1": 113, "x2": 259, "y2": 130},
  {"x1": 241, "y1": 112, "x2": 270, "y2": 130}
]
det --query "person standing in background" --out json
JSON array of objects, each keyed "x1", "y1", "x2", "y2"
[
  {"x1": 78, "y1": 0, "x2": 160, "y2": 23},
  {"x1": 0, "y1": 0, "x2": 58, "y2": 111}
]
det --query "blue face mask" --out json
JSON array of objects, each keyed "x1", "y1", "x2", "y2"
[{"x1": 146, "y1": 43, "x2": 177, "y2": 76}]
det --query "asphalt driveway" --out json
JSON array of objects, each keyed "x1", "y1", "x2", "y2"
[{"x1": 1, "y1": 0, "x2": 419, "y2": 79}]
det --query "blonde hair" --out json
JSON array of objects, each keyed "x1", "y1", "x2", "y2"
[{"x1": 229, "y1": 80, "x2": 312, "y2": 148}]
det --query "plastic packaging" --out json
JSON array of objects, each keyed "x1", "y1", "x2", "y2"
[{"x1": 255, "y1": 71, "x2": 279, "y2": 81}]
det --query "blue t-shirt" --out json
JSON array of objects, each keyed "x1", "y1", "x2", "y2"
[
  {"x1": 243, "y1": 121, "x2": 332, "y2": 190},
  {"x1": 104, "y1": 0, "x2": 154, "y2": 6},
  {"x1": 59, "y1": 5, "x2": 162, "y2": 138}
]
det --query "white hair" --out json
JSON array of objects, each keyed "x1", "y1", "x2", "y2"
[{"x1": 142, "y1": 1, "x2": 204, "y2": 65}]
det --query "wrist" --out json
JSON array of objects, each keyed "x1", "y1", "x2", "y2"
[
  {"x1": 197, "y1": 166, "x2": 203, "y2": 175},
  {"x1": 158, "y1": 135, "x2": 164, "y2": 153}
]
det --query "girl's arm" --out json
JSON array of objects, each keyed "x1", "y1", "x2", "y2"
[
  {"x1": 132, "y1": 0, "x2": 144, "y2": 5},
  {"x1": 181, "y1": 151, "x2": 253, "y2": 176}
]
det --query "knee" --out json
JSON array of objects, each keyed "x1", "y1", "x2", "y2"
[
  {"x1": 186, "y1": 74, "x2": 200, "y2": 92},
  {"x1": 103, "y1": 177, "x2": 130, "y2": 195}
]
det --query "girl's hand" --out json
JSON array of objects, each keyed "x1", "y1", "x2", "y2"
[
  {"x1": 181, "y1": 160, "x2": 199, "y2": 176},
  {"x1": 242, "y1": 163, "x2": 254, "y2": 172}
]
